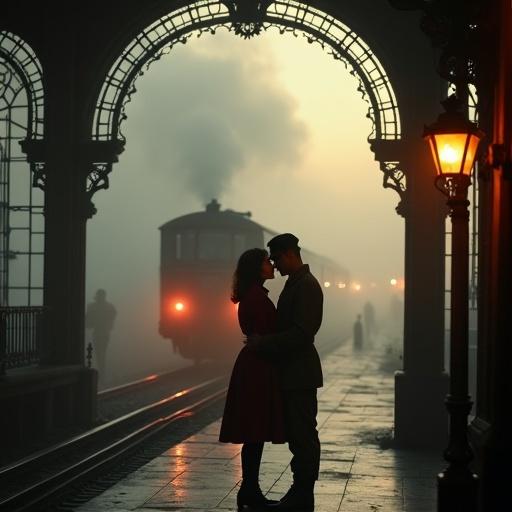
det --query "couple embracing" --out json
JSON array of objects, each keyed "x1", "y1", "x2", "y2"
[{"x1": 219, "y1": 233, "x2": 324, "y2": 512}]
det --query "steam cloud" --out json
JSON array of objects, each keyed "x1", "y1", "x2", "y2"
[{"x1": 126, "y1": 35, "x2": 308, "y2": 202}]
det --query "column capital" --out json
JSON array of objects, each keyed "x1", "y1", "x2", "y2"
[
  {"x1": 369, "y1": 139, "x2": 408, "y2": 217},
  {"x1": 79, "y1": 139, "x2": 125, "y2": 164},
  {"x1": 80, "y1": 139, "x2": 125, "y2": 219},
  {"x1": 19, "y1": 138, "x2": 125, "y2": 218},
  {"x1": 19, "y1": 139, "x2": 47, "y2": 190}
]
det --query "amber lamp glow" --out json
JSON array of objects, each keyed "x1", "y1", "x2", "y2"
[{"x1": 423, "y1": 95, "x2": 484, "y2": 182}]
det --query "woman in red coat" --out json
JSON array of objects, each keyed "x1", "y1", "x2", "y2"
[{"x1": 219, "y1": 248, "x2": 286, "y2": 510}]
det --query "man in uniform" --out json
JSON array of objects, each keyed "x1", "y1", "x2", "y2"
[{"x1": 247, "y1": 233, "x2": 323, "y2": 512}]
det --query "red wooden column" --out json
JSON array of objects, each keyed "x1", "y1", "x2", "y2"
[{"x1": 470, "y1": 1, "x2": 512, "y2": 509}]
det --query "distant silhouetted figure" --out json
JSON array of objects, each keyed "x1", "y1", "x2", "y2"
[
  {"x1": 363, "y1": 301, "x2": 377, "y2": 346},
  {"x1": 85, "y1": 289, "x2": 117, "y2": 377},
  {"x1": 353, "y1": 314, "x2": 363, "y2": 351}
]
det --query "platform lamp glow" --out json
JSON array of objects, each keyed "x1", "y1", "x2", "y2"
[
  {"x1": 424, "y1": 95, "x2": 484, "y2": 196},
  {"x1": 424, "y1": 94, "x2": 484, "y2": 512}
]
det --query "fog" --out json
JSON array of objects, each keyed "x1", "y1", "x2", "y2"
[{"x1": 85, "y1": 30, "x2": 404, "y2": 386}]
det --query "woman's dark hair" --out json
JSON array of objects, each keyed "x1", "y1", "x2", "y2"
[{"x1": 231, "y1": 248, "x2": 267, "y2": 303}]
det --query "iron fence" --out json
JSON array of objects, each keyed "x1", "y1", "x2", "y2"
[{"x1": 0, "y1": 306, "x2": 44, "y2": 374}]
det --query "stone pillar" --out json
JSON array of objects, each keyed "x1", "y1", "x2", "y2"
[
  {"x1": 394, "y1": 142, "x2": 449, "y2": 448},
  {"x1": 30, "y1": 8, "x2": 124, "y2": 367},
  {"x1": 40, "y1": 141, "x2": 121, "y2": 365},
  {"x1": 37, "y1": 21, "x2": 88, "y2": 366}
]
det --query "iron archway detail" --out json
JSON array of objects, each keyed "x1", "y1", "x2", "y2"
[
  {"x1": 94, "y1": 0, "x2": 401, "y2": 143},
  {"x1": 1, "y1": 32, "x2": 46, "y2": 190},
  {"x1": 93, "y1": 0, "x2": 404, "y2": 211},
  {"x1": 0, "y1": 32, "x2": 45, "y2": 306},
  {"x1": 220, "y1": 0, "x2": 273, "y2": 38},
  {"x1": 0, "y1": 31, "x2": 44, "y2": 142},
  {"x1": 380, "y1": 161, "x2": 407, "y2": 216}
]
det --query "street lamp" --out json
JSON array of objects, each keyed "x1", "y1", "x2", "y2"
[{"x1": 424, "y1": 94, "x2": 484, "y2": 512}]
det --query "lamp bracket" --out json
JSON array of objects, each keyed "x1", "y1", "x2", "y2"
[{"x1": 435, "y1": 174, "x2": 471, "y2": 199}]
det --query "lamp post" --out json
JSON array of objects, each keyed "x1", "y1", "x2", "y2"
[{"x1": 423, "y1": 94, "x2": 484, "y2": 512}]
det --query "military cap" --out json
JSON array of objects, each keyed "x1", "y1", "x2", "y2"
[{"x1": 267, "y1": 233, "x2": 300, "y2": 257}]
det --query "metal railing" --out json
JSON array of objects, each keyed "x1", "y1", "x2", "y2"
[{"x1": 0, "y1": 306, "x2": 44, "y2": 374}]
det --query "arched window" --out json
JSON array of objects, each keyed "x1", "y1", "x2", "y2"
[{"x1": 0, "y1": 31, "x2": 44, "y2": 306}]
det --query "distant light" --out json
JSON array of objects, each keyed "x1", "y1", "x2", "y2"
[
  {"x1": 337, "y1": 282, "x2": 346, "y2": 289},
  {"x1": 324, "y1": 281, "x2": 331, "y2": 288},
  {"x1": 352, "y1": 282, "x2": 362, "y2": 292},
  {"x1": 175, "y1": 302, "x2": 185, "y2": 311},
  {"x1": 390, "y1": 278, "x2": 398, "y2": 286}
]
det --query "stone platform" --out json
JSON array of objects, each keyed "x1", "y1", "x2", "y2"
[{"x1": 76, "y1": 343, "x2": 442, "y2": 511}]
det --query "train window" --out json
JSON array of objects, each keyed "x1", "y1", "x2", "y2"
[
  {"x1": 175, "y1": 231, "x2": 195, "y2": 260},
  {"x1": 197, "y1": 232, "x2": 231, "y2": 261},
  {"x1": 233, "y1": 234, "x2": 246, "y2": 258}
]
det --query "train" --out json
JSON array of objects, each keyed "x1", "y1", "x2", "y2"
[{"x1": 159, "y1": 199, "x2": 353, "y2": 362}]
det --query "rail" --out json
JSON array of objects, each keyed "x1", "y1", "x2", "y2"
[
  {"x1": 0, "y1": 306, "x2": 44, "y2": 375},
  {"x1": 0, "y1": 375, "x2": 229, "y2": 511}
]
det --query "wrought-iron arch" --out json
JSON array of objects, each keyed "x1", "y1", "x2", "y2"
[{"x1": 92, "y1": 0, "x2": 405, "y2": 209}]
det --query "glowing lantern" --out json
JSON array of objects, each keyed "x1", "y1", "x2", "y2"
[{"x1": 423, "y1": 95, "x2": 484, "y2": 180}]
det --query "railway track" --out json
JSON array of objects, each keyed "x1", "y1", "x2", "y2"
[
  {"x1": 0, "y1": 375, "x2": 229, "y2": 512},
  {"x1": 97, "y1": 361, "x2": 228, "y2": 421},
  {"x1": 0, "y1": 336, "x2": 344, "y2": 511}
]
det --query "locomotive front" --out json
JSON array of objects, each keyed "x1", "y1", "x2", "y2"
[{"x1": 159, "y1": 200, "x2": 264, "y2": 362}]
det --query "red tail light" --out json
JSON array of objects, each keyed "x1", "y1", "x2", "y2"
[{"x1": 168, "y1": 300, "x2": 187, "y2": 314}]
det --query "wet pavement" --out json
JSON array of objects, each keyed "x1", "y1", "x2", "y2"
[{"x1": 76, "y1": 342, "x2": 442, "y2": 511}]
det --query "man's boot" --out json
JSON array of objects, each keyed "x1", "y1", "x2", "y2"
[
  {"x1": 270, "y1": 480, "x2": 315, "y2": 511},
  {"x1": 237, "y1": 481, "x2": 278, "y2": 510}
]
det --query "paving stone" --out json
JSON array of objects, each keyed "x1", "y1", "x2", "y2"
[{"x1": 75, "y1": 343, "x2": 440, "y2": 511}]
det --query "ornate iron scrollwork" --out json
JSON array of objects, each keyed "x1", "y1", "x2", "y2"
[
  {"x1": 85, "y1": 163, "x2": 112, "y2": 218},
  {"x1": 221, "y1": 0, "x2": 273, "y2": 38},
  {"x1": 18, "y1": 140, "x2": 47, "y2": 191},
  {"x1": 380, "y1": 161, "x2": 407, "y2": 216},
  {"x1": 95, "y1": 1, "x2": 401, "y2": 143},
  {"x1": 31, "y1": 162, "x2": 46, "y2": 191},
  {"x1": 388, "y1": 0, "x2": 482, "y2": 88},
  {"x1": 81, "y1": 139, "x2": 124, "y2": 218}
]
